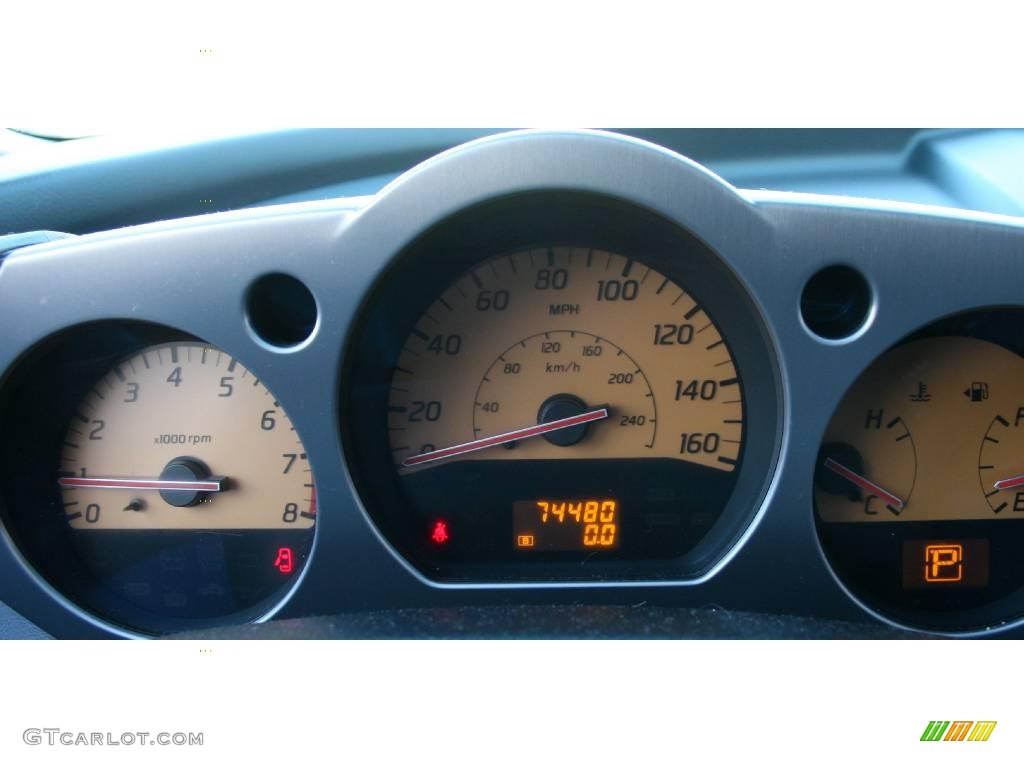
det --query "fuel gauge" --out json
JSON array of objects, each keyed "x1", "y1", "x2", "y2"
[{"x1": 978, "y1": 409, "x2": 1024, "y2": 514}]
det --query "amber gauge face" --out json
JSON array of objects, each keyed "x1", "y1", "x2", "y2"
[
  {"x1": 391, "y1": 248, "x2": 743, "y2": 472},
  {"x1": 815, "y1": 316, "x2": 1024, "y2": 631},
  {"x1": 54, "y1": 342, "x2": 316, "y2": 633}
]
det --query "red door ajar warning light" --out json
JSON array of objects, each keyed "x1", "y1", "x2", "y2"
[
  {"x1": 274, "y1": 547, "x2": 294, "y2": 574},
  {"x1": 430, "y1": 520, "x2": 450, "y2": 544}
]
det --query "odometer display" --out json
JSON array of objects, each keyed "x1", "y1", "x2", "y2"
[{"x1": 513, "y1": 499, "x2": 620, "y2": 551}]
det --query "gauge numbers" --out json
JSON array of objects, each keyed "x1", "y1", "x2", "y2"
[
  {"x1": 59, "y1": 343, "x2": 316, "y2": 530},
  {"x1": 388, "y1": 247, "x2": 744, "y2": 472}
]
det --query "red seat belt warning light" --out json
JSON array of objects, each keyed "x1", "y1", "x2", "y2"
[{"x1": 430, "y1": 520, "x2": 449, "y2": 544}]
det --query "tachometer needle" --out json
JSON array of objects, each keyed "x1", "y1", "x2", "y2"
[
  {"x1": 823, "y1": 457, "x2": 905, "y2": 510},
  {"x1": 402, "y1": 407, "x2": 610, "y2": 468},
  {"x1": 58, "y1": 476, "x2": 227, "y2": 492},
  {"x1": 993, "y1": 473, "x2": 1024, "y2": 491}
]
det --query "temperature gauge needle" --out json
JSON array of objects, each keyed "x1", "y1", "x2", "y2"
[
  {"x1": 58, "y1": 476, "x2": 227, "y2": 492},
  {"x1": 823, "y1": 457, "x2": 905, "y2": 510},
  {"x1": 993, "y1": 473, "x2": 1024, "y2": 491},
  {"x1": 402, "y1": 407, "x2": 610, "y2": 467}
]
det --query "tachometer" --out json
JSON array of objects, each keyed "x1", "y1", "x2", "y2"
[
  {"x1": 52, "y1": 341, "x2": 315, "y2": 633},
  {"x1": 59, "y1": 342, "x2": 315, "y2": 531}
]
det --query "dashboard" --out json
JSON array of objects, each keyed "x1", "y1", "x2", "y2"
[{"x1": 3, "y1": 128, "x2": 1024, "y2": 638}]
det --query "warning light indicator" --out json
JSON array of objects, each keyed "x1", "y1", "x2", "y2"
[
  {"x1": 274, "y1": 547, "x2": 294, "y2": 574},
  {"x1": 431, "y1": 521, "x2": 449, "y2": 544},
  {"x1": 516, "y1": 534, "x2": 536, "y2": 548}
]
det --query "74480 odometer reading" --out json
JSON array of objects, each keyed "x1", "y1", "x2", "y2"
[{"x1": 382, "y1": 246, "x2": 747, "y2": 571}]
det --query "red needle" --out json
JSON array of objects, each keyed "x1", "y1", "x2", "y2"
[
  {"x1": 823, "y1": 457, "x2": 905, "y2": 510},
  {"x1": 58, "y1": 476, "x2": 226, "y2": 492},
  {"x1": 402, "y1": 407, "x2": 610, "y2": 468},
  {"x1": 993, "y1": 473, "x2": 1024, "y2": 491}
]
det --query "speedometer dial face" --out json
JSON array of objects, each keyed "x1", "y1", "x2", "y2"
[
  {"x1": 390, "y1": 248, "x2": 744, "y2": 472},
  {"x1": 356, "y1": 238, "x2": 767, "y2": 581},
  {"x1": 55, "y1": 342, "x2": 316, "y2": 633}
]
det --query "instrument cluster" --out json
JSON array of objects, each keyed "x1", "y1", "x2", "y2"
[{"x1": 2, "y1": 129, "x2": 1024, "y2": 637}]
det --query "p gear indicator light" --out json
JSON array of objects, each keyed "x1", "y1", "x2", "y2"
[
  {"x1": 902, "y1": 539, "x2": 990, "y2": 588},
  {"x1": 924, "y1": 544, "x2": 963, "y2": 582}
]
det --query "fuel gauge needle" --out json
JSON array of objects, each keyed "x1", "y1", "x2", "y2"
[
  {"x1": 993, "y1": 473, "x2": 1024, "y2": 491},
  {"x1": 823, "y1": 457, "x2": 905, "y2": 510},
  {"x1": 402, "y1": 407, "x2": 610, "y2": 468}
]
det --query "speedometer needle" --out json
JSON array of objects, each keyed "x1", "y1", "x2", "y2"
[
  {"x1": 58, "y1": 476, "x2": 227, "y2": 492},
  {"x1": 993, "y1": 473, "x2": 1024, "y2": 490},
  {"x1": 402, "y1": 407, "x2": 610, "y2": 468},
  {"x1": 823, "y1": 457, "x2": 905, "y2": 510}
]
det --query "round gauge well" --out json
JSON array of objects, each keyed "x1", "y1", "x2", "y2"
[
  {"x1": 344, "y1": 193, "x2": 780, "y2": 582},
  {"x1": 815, "y1": 309, "x2": 1024, "y2": 632},
  {"x1": 0, "y1": 326, "x2": 316, "y2": 635}
]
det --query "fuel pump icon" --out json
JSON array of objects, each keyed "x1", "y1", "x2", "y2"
[{"x1": 964, "y1": 382, "x2": 989, "y2": 403}]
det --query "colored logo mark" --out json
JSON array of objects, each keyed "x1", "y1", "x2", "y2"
[{"x1": 921, "y1": 721, "x2": 996, "y2": 741}]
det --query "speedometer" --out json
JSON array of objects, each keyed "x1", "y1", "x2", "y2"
[
  {"x1": 391, "y1": 248, "x2": 743, "y2": 473},
  {"x1": 345, "y1": 194, "x2": 779, "y2": 582}
]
